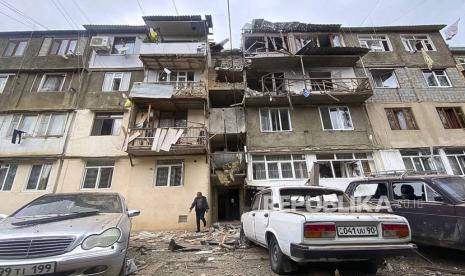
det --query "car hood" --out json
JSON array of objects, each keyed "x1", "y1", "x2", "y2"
[
  {"x1": 282, "y1": 210, "x2": 406, "y2": 223},
  {"x1": 0, "y1": 213, "x2": 123, "y2": 242}
]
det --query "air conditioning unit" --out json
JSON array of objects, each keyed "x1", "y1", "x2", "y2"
[{"x1": 90, "y1": 36, "x2": 111, "y2": 51}]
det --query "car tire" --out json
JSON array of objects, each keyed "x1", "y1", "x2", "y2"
[
  {"x1": 359, "y1": 260, "x2": 378, "y2": 274},
  {"x1": 118, "y1": 256, "x2": 127, "y2": 276},
  {"x1": 239, "y1": 224, "x2": 252, "y2": 247},
  {"x1": 268, "y1": 235, "x2": 297, "y2": 274}
]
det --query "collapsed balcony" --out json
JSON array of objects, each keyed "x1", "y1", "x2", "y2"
[{"x1": 210, "y1": 152, "x2": 246, "y2": 186}]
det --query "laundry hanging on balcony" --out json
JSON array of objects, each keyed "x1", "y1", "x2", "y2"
[
  {"x1": 151, "y1": 128, "x2": 184, "y2": 152},
  {"x1": 11, "y1": 129, "x2": 26, "y2": 144}
]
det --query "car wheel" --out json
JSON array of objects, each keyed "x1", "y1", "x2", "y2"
[
  {"x1": 268, "y1": 235, "x2": 297, "y2": 274},
  {"x1": 359, "y1": 260, "x2": 378, "y2": 274},
  {"x1": 118, "y1": 256, "x2": 127, "y2": 276},
  {"x1": 239, "y1": 225, "x2": 252, "y2": 247}
]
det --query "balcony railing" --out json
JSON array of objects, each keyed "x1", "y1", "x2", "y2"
[
  {"x1": 127, "y1": 127, "x2": 207, "y2": 153},
  {"x1": 259, "y1": 75, "x2": 372, "y2": 96},
  {"x1": 140, "y1": 42, "x2": 207, "y2": 56},
  {"x1": 129, "y1": 81, "x2": 207, "y2": 99}
]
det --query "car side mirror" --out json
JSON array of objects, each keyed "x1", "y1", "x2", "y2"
[
  {"x1": 434, "y1": 195, "x2": 444, "y2": 202},
  {"x1": 128, "y1": 210, "x2": 140, "y2": 218}
]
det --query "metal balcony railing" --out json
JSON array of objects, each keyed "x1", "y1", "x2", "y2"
[{"x1": 127, "y1": 127, "x2": 207, "y2": 150}]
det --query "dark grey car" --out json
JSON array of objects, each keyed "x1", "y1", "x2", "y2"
[
  {"x1": 0, "y1": 193, "x2": 140, "y2": 276},
  {"x1": 346, "y1": 175, "x2": 465, "y2": 250}
]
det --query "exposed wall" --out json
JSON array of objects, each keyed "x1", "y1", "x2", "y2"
[{"x1": 245, "y1": 105, "x2": 373, "y2": 152}]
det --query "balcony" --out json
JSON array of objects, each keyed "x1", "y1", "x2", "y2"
[
  {"x1": 139, "y1": 42, "x2": 207, "y2": 70},
  {"x1": 129, "y1": 82, "x2": 207, "y2": 101},
  {"x1": 210, "y1": 152, "x2": 246, "y2": 186},
  {"x1": 245, "y1": 76, "x2": 373, "y2": 105},
  {"x1": 126, "y1": 127, "x2": 207, "y2": 156}
]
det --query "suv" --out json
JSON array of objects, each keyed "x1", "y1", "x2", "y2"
[{"x1": 346, "y1": 175, "x2": 465, "y2": 250}]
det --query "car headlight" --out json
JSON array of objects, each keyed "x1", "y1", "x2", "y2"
[{"x1": 82, "y1": 228, "x2": 121, "y2": 250}]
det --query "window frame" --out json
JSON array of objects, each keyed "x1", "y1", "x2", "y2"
[
  {"x1": 400, "y1": 150, "x2": 444, "y2": 173},
  {"x1": 7, "y1": 113, "x2": 67, "y2": 137},
  {"x1": 0, "y1": 164, "x2": 17, "y2": 192},
  {"x1": 37, "y1": 73, "x2": 67, "y2": 92},
  {"x1": 24, "y1": 164, "x2": 52, "y2": 191},
  {"x1": 48, "y1": 38, "x2": 78, "y2": 56},
  {"x1": 0, "y1": 74, "x2": 12, "y2": 94},
  {"x1": 436, "y1": 107, "x2": 465, "y2": 129},
  {"x1": 35, "y1": 113, "x2": 68, "y2": 137},
  {"x1": 370, "y1": 69, "x2": 399, "y2": 88},
  {"x1": 392, "y1": 181, "x2": 442, "y2": 202},
  {"x1": 259, "y1": 107, "x2": 292, "y2": 132},
  {"x1": 154, "y1": 160, "x2": 184, "y2": 187},
  {"x1": 102, "y1": 72, "x2": 131, "y2": 92},
  {"x1": 111, "y1": 36, "x2": 136, "y2": 55},
  {"x1": 90, "y1": 112, "x2": 123, "y2": 136},
  {"x1": 400, "y1": 34, "x2": 436, "y2": 52},
  {"x1": 444, "y1": 149, "x2": 465, "y2": 175},
  {"x1": 316, "y1": 152, "x2": 376, "y2": 179},
  {"x1": 385, "y1": 108, "x2": 418, "y2": 130},
  {"x1": 319, "y1": 106, "x2": 354, "y2": 131},
  {"x1": 81, "y1": 161, "x2": 115, "y2": 190},
  {"x1": 3, "y1": 40, "x2": 28, "y2": 57},
  {"x1": 251, "y1": 154, "x2": 308, "y2": 180},
  {"x1": 422, "y1": 70, "x2": 452, "y2": 88},
  {"x1": 357, "y1": 34, "x2": 392, "y2": 52}
]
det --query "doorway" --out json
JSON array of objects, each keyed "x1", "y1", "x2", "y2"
[{"x1": 218, "y1": 188, "x2": 240, "y2": 221}]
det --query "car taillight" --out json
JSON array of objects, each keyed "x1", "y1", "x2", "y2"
[
  {"x1": 304, "y1": 223, "x2": 336, "y2": 239},
  {"x1": 382, "y1": 223, "x2": 409, "y2": 238}
]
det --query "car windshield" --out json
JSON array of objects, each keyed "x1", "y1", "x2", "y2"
[
  {"x1": 280, "y1": 188, "x2": 350, "y2": 211},
  {"x1": 434, "y1": 177, "x2": 465, "y2": 202},
  {"x1": 13, "y1": 194, "x2": 122, "y2": 218}
]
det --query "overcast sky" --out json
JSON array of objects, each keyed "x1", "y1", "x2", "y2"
[{"x1": 1, "y1": 0, "x2": 465, "y2": 47}]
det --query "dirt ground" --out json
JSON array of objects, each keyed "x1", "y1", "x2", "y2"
[{"x1": 127, "y1": 225, "x2": 465, "y2": 276}]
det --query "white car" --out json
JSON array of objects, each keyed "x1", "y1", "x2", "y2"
[{"x1": 240, "y1": 186, "x2": 417, "y2": 274}]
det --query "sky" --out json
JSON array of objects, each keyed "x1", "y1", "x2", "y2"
[{"x1": 1, "y1": 0, "x2": 465, "y2": 48}]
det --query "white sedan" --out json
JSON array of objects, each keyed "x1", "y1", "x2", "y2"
[{"x1": 240, "y1": 186, "x2": 417, "y2": 274}]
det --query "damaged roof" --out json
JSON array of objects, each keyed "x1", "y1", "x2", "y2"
[
  {"x1": 244, "y1": 19, "x2": 341, "y2": 33},
  {"x1": 0, "y1": 30, "x2": 87, "y2": 37},
  {"x1": 342, "y1": 25, "x2": 446, "y2": 32},
  {"x1": 143, "y1": 15, "x2": 213, "y2": 28}
]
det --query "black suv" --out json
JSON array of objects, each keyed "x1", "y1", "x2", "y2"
[{"x1": 346, "y1": 175, "x2": 465, "y2": 250}]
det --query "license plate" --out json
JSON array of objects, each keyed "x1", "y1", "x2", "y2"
[
  {"x1": 0, "y1": 262, "x2": 55, "y2": 276},
  {"x1": 337, "y1": 226, "x2": 378, "y2": 237}
]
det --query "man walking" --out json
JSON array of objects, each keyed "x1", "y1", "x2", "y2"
[{"x1": 189, "y1": 192, "x2": 209, "y2": 232}]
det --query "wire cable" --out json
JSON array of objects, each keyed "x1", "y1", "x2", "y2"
[{"x1": 0, "y1": 0, "x2": 49, "y2": 30}]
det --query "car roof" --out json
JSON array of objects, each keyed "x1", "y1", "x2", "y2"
[{"x1": 349, "y1": 174, "x2": 461, "y2": 183}]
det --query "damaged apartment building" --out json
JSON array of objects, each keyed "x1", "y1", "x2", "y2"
[{"x1": 2, "y1": 15, "x2": 465, "y2": 231}]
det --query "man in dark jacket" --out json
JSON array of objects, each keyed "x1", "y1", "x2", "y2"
[{"x1": 189, "y1": 192, "x2": 209, "y2": 232}]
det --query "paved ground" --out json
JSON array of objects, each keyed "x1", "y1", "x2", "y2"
[{"x1": 127, "y1": 227, "x2": 465, "y2": 276}]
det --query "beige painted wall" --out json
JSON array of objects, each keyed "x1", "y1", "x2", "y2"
[
  {"x1": 66, "y1": 110, "x2": 129, "y2": 157},
  {"x1": 367, "y1": 102, "x2": 465, "y2": 149},
  {"x1": 0, "y1": 160, "x2": 60, "y2": 215}
]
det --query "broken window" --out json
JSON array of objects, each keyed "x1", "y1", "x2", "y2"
[
  {"x1": 0, "y1": 164, "x2": 17, "y2": 191},
  {"x1": 392, "y1": 182, "x2": 442, "y2": 202},
  {"x1": 353, "y1": 182, "x2": 388, "y2": 201},
  {"x1": 244, "y1": 36, "x2": 266, "y2": 54},
  {"x1": 82, "y1": 161, "x2": 115, "y2": 189},
  {"x1": 38, "y1": 74, "x2": 66, "y2": 92},
  {"x1": 3, "y1": 40, "x2": 28, "y2": 57},
  {"x1": 49, "y1": 38, "x2": 78, "y2": 55},
  {"x1": 400, "y1": 35, "x2": 435, "y2": 52},
  {"x1": 370, "y1": 69, "x2": 399, "y2": 88},
  {"x1": 251, "y1": 155, "x2": 308, "y2": 180},
  {"x1": 401, "y1": 150, "x2": 444, "y2": 173},
  {"x1": 111, "y1": 37, "x2": 135, "y2": 55},
  {"x1": 102, "y1": 72, "x2": 131, "y2": 92},
  {"x1": 385, "y1": 108, "x2": 418, "y2": 130},
  {"x1": 437, "y1": 107, "x2": 465, "y2": 129},
  {"x1": 444, "y1": 149, "x2": 465, "y2": 175},
  {"x1": 358, "y1": 35, "x2": 392, "y2": 52},
  {"x1": 422, "y1": 70, "x2": 451, "y2": 87},
  {"x1": 155, "y1": 160, "x2": 183, "y2": 187},
  {"x1": 91, "y1": 113, "x2": 123, "y2": 136},
  {"x1": 309, "y1": 72, "x2": 333, "y2": 91},
  {"x1": 25, "y1": 164, "x2": 52, "y2": 191},
  {"x1": 316, "y1": 153, "x2": 375, "y2": 178},
  {"x1": 158, "y1": 71, "x2": 195, "y2": 83},
  {"x1": 262, "y1": 72, "x2": 285, "y2": 94},
  {"x1": 319, "y1": 106, "x2": 353, "y2": 130},
  {"x1": 158, "y1": 111, "x2": 187, "y2": 128},
  {"x1": 260, "y1": 108, "x2": 291, "y2": 132}
]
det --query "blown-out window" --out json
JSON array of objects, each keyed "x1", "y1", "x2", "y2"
[
  {"x1": 91, "y1": 113, "x2": 123, "y2": 136},
  {"x1": 385, "y1": 108, "x2": 418, "y2": 130},
  {"x1": 358, "y1": 35, "x2": 392, "y2": 52},
  {"x1": 319, "y1": 106, "x2": 353, "y2": 130},
  {"x1": 260, "y1": 108, "x2": 291, "y2": 132},
  {"x1": 437, "y1": 107, "x2": 465, "y2": 129},
  {"x1": 317, "y1": 152, "x2": 375, "y2": 178},
  {"x1": 38, "y1": 74, "x2": 66, "y2": 92}
]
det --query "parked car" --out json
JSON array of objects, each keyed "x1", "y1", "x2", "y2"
[
  {"x1": 0, "y1": 214, "x2": 6, "y2": 221},
  {"x1": 0, "y1": 193, "x2": 140, "y2": 276},
  {"x1": 346, "y1": 175, "x2": 465, "y2": 250},
  {"x1": 240, "y1": 186, "x2": 416, "y2": 274}
]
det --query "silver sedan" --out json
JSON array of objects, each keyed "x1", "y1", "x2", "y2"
[{"x1": 0, "y1": 193, "x2": 140, "y2": 276}]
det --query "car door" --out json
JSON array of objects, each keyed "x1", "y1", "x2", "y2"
[
  {"x1": 390, "y1": 180, "x2": 457, "y2": 244},
  {"x1": 243, "y1": 194, "x2": 261, "y2": 241},
  {"x1": 254, "y1": 191, "x2": 272, "y2": 245}
]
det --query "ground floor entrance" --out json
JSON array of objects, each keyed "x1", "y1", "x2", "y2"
[{"x1": 217, "y1": 187, "x2": 241, "y2": 221}]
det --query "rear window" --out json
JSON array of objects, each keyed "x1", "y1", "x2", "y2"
[
  {"x1": 352, "y1": 182, "x2": 388, "y2": 200},
  {"x1": 434, "y1": 177, "x2": 465, "y2": 202},
  {"x1": 279, "y1": 188, "x2": 349, "y2": 211},
  {"x1": 13, "y1": 194, "x2": 123, "y2": 217}
]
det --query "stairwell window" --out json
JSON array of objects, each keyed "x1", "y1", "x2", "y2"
[
  {"x1": 437, "y1": 107, "x2": 465, "y2": 129},
  {"x1": 400, "y1": 35, "x2": 435, "y2": 51},
  {"x1": 260, "y1": 108, "x2": 291, "y2": 132},
  {"x1": 25, "y1": 164, "x2": 52, "y2": 191},
  {"x1": 0, "y1": 164, "x2": 17, "y2": 191},
  {"x1": 3, "y1": 40, "x2": 28, "y2": 57},
  {"x1": 155, "y1": 160, "x2": 183, "y2": 187},
  {"x1": 38, "y1": 74, "x2": 66, "y2": 92},
  {"x1": 252, "y1": 155, "x2": 308, "y2": 180},
  {"x1": 358, "y1": 35, "x2": 392, "y2": 52},
  {"x1": 319, "y1": 106, "x2": 353, "y2": 130},
  {"x1": 370, "y1": 69, "x2": 399, "y2": 88},
  {"x1": 102, "y1": 72, "x2": 131, "y2": 92},
  {"x1": 422, "y1": 70, "x2": 451, "y2": 87},
  {"x1": 91, "y1": 113, "x2": 123, "y2": 136},
  {"x1": 385, "y1": 108, "x2": 418, "y2": 130},
  {"x1": 82, "y1": 161, "x2": 115, "y2": 189}
]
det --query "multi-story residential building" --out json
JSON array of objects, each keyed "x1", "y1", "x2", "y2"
[{"x1": 0, "y1": 30, "x2": 88, "y2": 213}]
